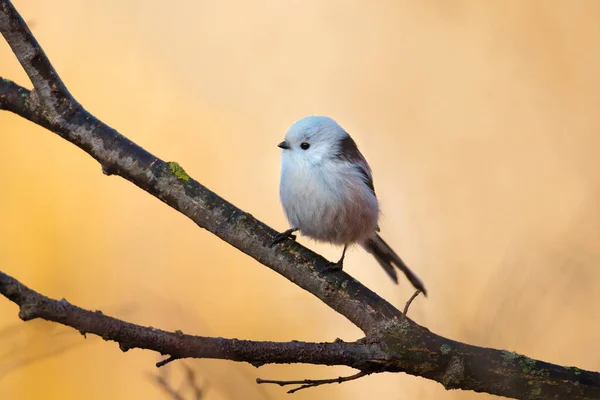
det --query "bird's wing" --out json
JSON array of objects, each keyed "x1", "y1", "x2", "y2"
[{"x1": 336, "y1": 132, "x2": 376, "y2": 197}]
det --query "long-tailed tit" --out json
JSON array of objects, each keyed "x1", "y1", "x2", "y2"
[{"x1": 271, "y1": 116, "x2": 427, "y2": 295}]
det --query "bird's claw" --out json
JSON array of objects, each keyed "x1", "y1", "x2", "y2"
[
  {"x1": 323, "y1": 260, "x2": 343, "y2": 273},
  {"x1": 269, "y1": 229, "x2": 297, "y2": 248}
]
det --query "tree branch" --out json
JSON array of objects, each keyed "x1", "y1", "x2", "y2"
[
  {"x1": 0, "y1": 271, "x2": 383, "y2": 370},
  {"x1": 1, "y1": 0, "x2": 599, "y2": 398},
  {"x1": 257, "y1": 371, "x2": 371, "y2": 394},
  {"x1": 0, "y1": 0, "x2": 74, "y2": 114},
  {"x1": 0, "y1": 78, "x2": 29, "y2": 115}
]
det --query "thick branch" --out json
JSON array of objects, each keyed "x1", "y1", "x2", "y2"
[
  {"x1": 1, "y1": 0, "x2": 600, "y2": 398},
  {"x1": 0, "y1": 270, "x2": 383, "y2": 370}
]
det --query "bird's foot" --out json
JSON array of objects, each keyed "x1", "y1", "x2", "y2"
[
  {"x1": 323, "y1": 260, "x2": 344, "y2": 273},
  {"x1": 269, "y1": 228, "x2": 298, "y2": 248}
]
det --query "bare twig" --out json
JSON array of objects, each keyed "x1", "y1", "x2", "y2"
[
  {"x1": 403, "y1": 290, "x2": 422, "y2": 318},
  {"x1": 150, "y1": 363, "x2": 207, "y2": 400},
  {"x1": 257, "y1": 371, "x2": 370, "y2": 394},
  {"x1": 150, "y1": 372, "x2": 186, "y2": 400},
  {"x1": 182, "y1": 364, "x2": 207, "y2": 400},
  {"x1": 1, "y1": 0, "x2": 600, "y2": 398}
]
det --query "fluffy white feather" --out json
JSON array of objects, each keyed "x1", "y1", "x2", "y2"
[{"x1": 275, "y1": 116, "x2": 426, "y2": 294}]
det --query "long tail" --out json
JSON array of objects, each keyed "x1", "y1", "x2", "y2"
[{"x1": 362, "y1": 234, "x2": 427, "y2": 296}]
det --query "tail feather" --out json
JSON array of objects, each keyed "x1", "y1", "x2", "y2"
[{"x1": 362, "y1": 235, "x2": 427, "y2": 296}]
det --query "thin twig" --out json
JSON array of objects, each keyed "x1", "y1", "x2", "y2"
[
  {"x1": 403, "y1": 290, "x2": 422, "y2": 318},
  {"x1": 149, "y1": 372, "x2": 186, "y2": 400},
  {"x1": 257, "y1": 371, "x2": 370, "y2": 394},
  {"x1": 149, "y1": 362, "x2": 207, "y2": 400},
  {"x1": 182, "y1": 363, "x2": 206, "y2": 400}
]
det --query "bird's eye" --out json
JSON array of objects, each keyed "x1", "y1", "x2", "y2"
[{"x1": 300, "y1": 142, "x2": 310, "y2": 150}]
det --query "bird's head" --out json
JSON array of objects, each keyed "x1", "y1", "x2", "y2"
[{"x1": 278, "y1": 116, "x2": 349, "y2": 166}]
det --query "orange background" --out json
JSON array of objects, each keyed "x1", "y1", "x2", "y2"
[{"x1": 1, "y1": 1, "x2": 600, "y2": 399}]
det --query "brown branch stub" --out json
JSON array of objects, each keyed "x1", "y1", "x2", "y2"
[
  {"x1": 257, "y1": 371, "x2": 371, "y2": 394},
  {"x1": 157, "y1": 356, "x2": 180, "y2": 368},
  {"x1": 1, "y1": 0, "x2": 600, "y2": 398}
]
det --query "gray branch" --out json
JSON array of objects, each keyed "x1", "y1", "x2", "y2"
[{"x1": 1, "y1": 0, "x2": 599, "y2": 398}]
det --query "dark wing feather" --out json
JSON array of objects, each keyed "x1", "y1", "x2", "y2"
[{"x1": 336, "y1": 133, "x2": 376, "y2": 197}]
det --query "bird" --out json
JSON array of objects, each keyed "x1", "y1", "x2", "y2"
[{"x1": 270, "y1": 115, "x2": 426, "y2": 295}]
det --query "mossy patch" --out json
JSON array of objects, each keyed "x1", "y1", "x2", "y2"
[
  {"x1": 501, "y1": 350, "x2": 548, "y2": 377},
  {"x1": 529, "y1": 387, "x2": 542, "y2": 399},
  {"x1": 378, "y1": 317, "x2": 412, "y2": 355},
  {"x1": 501, "y1": 350, "x2": 520, "y2": 365},
  {"x1": 440, "y1": 344, "x2": 452, "y2": 355},
  {"x1": 520, "y1": 357, "x2": 537, "y2": 374},
  {"x1": 167, "y1": 161, "x2": 190, "y2": 181}
]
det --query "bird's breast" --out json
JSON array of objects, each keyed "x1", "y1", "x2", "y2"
[{"x1": 280, "y1": 160, "x2": 379, "y2": 244}]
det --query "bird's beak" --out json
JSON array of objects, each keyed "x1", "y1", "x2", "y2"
[{"x1": 278, "y1": 140, "x2": 290, "y2": 150}]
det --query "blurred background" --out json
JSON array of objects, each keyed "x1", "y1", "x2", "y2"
[{"x1": 1, "y1": 0, "x2": 600, "y2": 399}]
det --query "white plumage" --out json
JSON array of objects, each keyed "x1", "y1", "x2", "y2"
[
  {"x1": 273, "y1": 116, "x2": 426, "y2": 294},
  {"x1": 280, "y1": 117, "x2": 379, "y2": 245}
]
